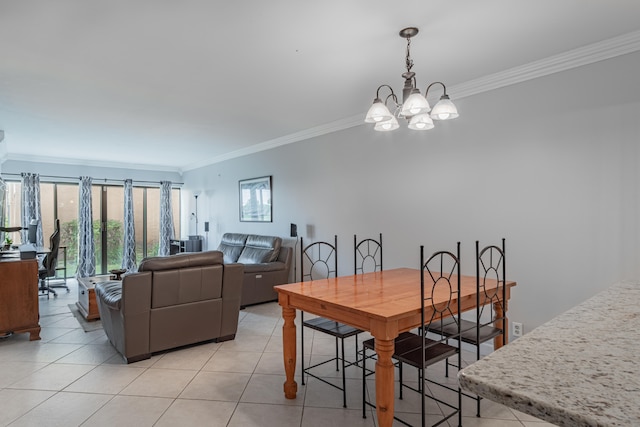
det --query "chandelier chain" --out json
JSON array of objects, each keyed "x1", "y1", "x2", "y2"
[{"x1": 405, "y1": 37, "x2": 414, "y2": 73}]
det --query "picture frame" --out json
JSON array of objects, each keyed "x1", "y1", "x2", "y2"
[{"x1": 239, "y1": 176, "x2": 272, "y2": 222}]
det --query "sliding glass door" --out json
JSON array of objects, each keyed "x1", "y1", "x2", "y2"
[
  {"x1": 95, "y1": 184, "x2": 181, "y2": 274},
  {"x1": 1, "y1": 179, "x2": 181, "y2": 276}
]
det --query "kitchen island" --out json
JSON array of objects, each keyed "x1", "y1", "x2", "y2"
[{"x1": 458, "y1": 280, "x2": 640, "y2": 426}]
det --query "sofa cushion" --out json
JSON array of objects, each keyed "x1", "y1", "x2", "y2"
[
  {"x1": 237, "y1": 235, "x2": 282, "y2": 264},
  {"x1": 218, "y1": 233, "x2": 248, "y2": 263},
  {"x1": 139, "y1": 251, "x2": 223, "y2": 271}
]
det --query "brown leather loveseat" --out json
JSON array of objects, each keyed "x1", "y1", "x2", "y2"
[
  {"x1": 95, "y1": 251, "x2": 243, "y2": 363},
  {"x1": 217, "y1": 233, "x2": 292, "y2": 307}
]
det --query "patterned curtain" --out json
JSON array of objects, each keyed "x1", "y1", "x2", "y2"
[
  {"x1": 158, "y1": 181, "x2": 174, "y2": 256},
  {"x1": 77, "y1": 176, "x2": 96, "y2": 278},
  {"x1": 20, "y1": 172, "x2": 44, "y2": 246},
  {"x1": 121, "y1": 179, "x2": 137, "y2": 272}
]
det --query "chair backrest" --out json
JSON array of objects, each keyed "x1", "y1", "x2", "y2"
[
  {"x1": 421, "y1": 242, "x2": 461, "y2": 358},
  {"x1": 476, "y1": 238, "x2": 507, "y2": 334},
  {"x1": 43, "y1": 219, "x2": 61, "y2": 276},
  {"x1": 300, "y1": 235, "x2": 337, "y2": 282},
  {"x1": 354, "y1": 233, "x2": 383, "y2": 275}
]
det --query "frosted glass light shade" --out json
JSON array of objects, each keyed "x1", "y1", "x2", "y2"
[
  {"x1": 400, "y1": 92, "x2": 430, "y2": 117},
  {"x1": 365, "y1": 100, "x2": 393, "y2": 123},
  {"x1": 430, "y1": 96, "x2": 459, "y2": 120},
  {"x1": 374, "y1": 115, "x2": 399, "y2": 131},
  {"x1": 408, "y1": 113, "x2": 435, "y2": 130}
]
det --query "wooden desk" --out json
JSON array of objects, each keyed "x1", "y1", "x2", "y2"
[
  {"x1": 0, "y1": 259, "x2": 41, "y2": 340},
  {"x1": 275, "y1": 268, "x2": 516, "y2": 427},
  {"x1": 0, "y1": 246, "x2": 49, "y2": 259}
]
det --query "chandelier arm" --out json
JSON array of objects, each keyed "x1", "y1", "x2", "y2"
[
  {"x1": 375, "y1": 84, "x2": 396, "y2": 100},
  {"x1": 424, "y1": 81, "x2": 448, "y2": 98},
  {"x1": 384, "y1": 93, "x2": 400, "y2": 108}
]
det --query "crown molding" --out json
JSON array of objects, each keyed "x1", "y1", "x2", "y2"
[
  {"x1": 181, "y1": 115, "x2": 363, "y2": 171},
  {"x1": 449, "y1": 29, "x2": 640, "y2": 99},
  {"x1": 4, "y1": 153, "x2": 182, "y2": 174}
]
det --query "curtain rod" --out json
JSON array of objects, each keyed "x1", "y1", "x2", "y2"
[{"x1": 0, "y1": 172, "x2": 183, "y2": 186}]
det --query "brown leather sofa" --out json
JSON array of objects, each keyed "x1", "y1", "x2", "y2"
[
  {"x1": 95, "y1": 251, "x2": 243, "y2": 363},
  {"x1": 218, "y1": 233, "x2": 292, "y2": 307}
]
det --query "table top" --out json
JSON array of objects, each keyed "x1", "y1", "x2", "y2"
[
  {"x1": 458, "y1": 280, "x2": 640, "y2": 427},
  {"x1": 77, "y1": 275, "x2": 119, "y2": 289},
  {"x1": 275, "y1": 267, "x2": 515, "y2": 324},
  {"x1": 0, "y1": 246, "x2": 49, "y2": 257}
]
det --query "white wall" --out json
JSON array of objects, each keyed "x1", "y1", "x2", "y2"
[{"x1": 184, "y1": 51, "x2": 640, "y2": 333}]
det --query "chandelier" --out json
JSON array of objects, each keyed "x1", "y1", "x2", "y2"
[{"x1": 365, "y1": 27, "x2": 459, "y2": 131}]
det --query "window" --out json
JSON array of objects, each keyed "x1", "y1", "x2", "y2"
[{"x1": 1, "y1": 179, "x2": 181, "y2": 276}]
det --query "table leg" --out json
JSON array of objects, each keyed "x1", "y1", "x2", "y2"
[
  {"x1": 375, "y1": 337, "x2": 395, "y2": 427},
  {"x1": 282, "y1": 306, "x2": 298, "y2": 399},
  {"x1": 494, "y1": 299, "x2": 508, "y2": 348}
]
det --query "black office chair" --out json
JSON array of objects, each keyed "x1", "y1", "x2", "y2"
[
  {"x1": 362, "y1": 243, "x2": 463, "y2": 427},
  {"x1": 300, "y1": 235, "x2": 362, "y2": 408},
  {"x1": 437, "y1": 238, "x2": 507, "y2": 417},
  {"x1": 354, "y1": 233, "x2": 382, "y2": 275},
  {"x1": 38, "y1": 219, "x2": 61, "y2": 299}
]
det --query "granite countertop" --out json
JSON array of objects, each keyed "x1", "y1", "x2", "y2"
[{"x1": 458, "y1": 281, "x2": 640, "y2": 427}]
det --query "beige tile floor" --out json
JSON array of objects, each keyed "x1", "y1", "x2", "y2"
[{"x1": 0, "y1": 280, "x2": 556, "y2": 427}]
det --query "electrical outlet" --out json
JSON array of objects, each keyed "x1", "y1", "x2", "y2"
[{"x1": 512, "y1": 322, "x2": 523, "y2": 338}]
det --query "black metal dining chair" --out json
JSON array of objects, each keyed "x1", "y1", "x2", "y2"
[
  {"x1": 433, "y1": 238, "x2": 507, "y2": 417},
  {"x1": 300, "y1": 235, "x2": 362, "y2": 408},
  {"x1": 354, "y1": 233, "x2": 383, "y2": 275},
  {"x1": 362, "y1": 243, "x2": 463, "y2": 426}
]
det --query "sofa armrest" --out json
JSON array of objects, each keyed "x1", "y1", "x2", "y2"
[
  {"x1": 220, "y1": 263, "x2": 244, "y2": 337},
  {"x1": 122, "y1": 272, "x2": 152, "y2": 361},
  {"x1": 277, "y1": 246, "x2": 292, "y2": 269},
  {"x1": 95, "y1": 281, "x2": 124, "y2": 310},
  {"x1": 122, "y1": 271, "x2": 152, "y2": 315}
]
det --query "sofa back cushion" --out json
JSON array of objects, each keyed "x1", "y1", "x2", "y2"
[
  {"x1": 151, "y1": 264, "x2": 224, "y2": 309},
  {"x1": 218, "y1": 233, "x2": 248, "y2": 263},
  {"x1": 139, "y1": 251, "x2": 223, "y2": 271},
  {"x1": 237, "y1": 235, "x2": 282, "y2": 264}
]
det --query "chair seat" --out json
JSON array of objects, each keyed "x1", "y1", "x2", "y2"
[
  {"x1": 363, "y1": 331, "x2": 456, "y2": 367},
  {"x1": 431, "y1": 318, "x2": 503, "y2": 344},
  {"x1": 303, "y1": 316, "x2": 362, "y2": 339},
  {"x1": 392, "y1": 332, "x2": 458, "y2": 368},
  {"x1": 362, "y1": 331, "x2": 416, "y2": 351}
]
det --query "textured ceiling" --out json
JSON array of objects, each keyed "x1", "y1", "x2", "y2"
[{"x1": 1, "y1": 1, "x2": 640, "y2": 172}]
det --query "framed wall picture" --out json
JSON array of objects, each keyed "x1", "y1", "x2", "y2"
[{"x1": 239, "y1": 176, "x2": 272, "y2": 222}]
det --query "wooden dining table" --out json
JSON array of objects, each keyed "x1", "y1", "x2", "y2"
[{"x1": 274, "y1": 267, "x2": 516, "y2": 427}]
